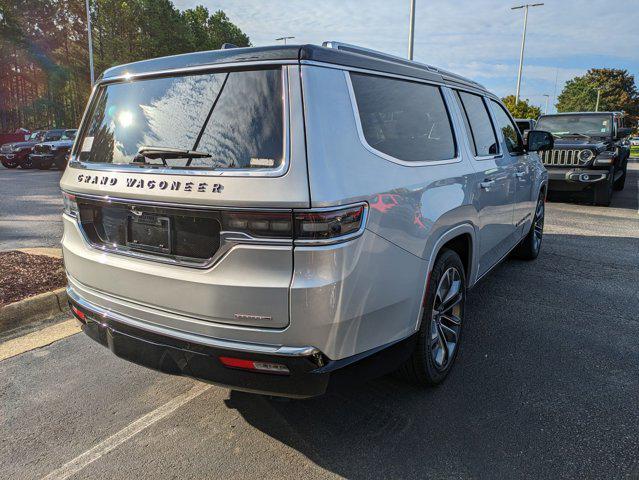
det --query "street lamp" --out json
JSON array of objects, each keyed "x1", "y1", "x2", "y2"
[
  {"x1": 512, "y1": 3, "x2": 544, "y2": 105},
  {"x1": 407, "y1": 0, "x2": 416, "y2": 60},
  {"x1": 543, "y1": 94, "x2": 550, "y2": 114},
  {"x1": 85, "y1": 0, "x2": 95, "y2": 86},
  {"x1": 595, "y1": 88, "x2": 602, "y2": 112},
  {"x1": 275, "y1": 36, "x2": 295, "y2": 45}
]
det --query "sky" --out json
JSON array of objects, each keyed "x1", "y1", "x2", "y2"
[{"x1": 173, "y1": 0, "x2": 639, "y2": 114}]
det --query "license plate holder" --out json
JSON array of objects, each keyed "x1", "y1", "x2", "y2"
[{"x1": 126, "y1": 212, "x2": 171, "y2": 254}]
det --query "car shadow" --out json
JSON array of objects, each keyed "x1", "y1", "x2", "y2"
[{"x1": 224, "y1": 232, "x2": 639, "y2": 479}]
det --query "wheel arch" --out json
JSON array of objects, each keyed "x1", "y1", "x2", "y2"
[{"x1": 413, "y1": 223, "x2": 477, "y2": 331}]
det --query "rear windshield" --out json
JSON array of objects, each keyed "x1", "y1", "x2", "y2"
[{"x1": 75, "y1": 68, "x2": 284, "y2": 170}]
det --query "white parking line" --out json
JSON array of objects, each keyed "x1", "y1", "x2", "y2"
[{"x1": 41, "y1": 382, "x2": 212, "y2": 480}]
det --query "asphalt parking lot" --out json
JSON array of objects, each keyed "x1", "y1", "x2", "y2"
[
  {"x1": 1, "y1": 162, "x2": 638, "y2": 479},
  {"x1": 0, "y1": 169, "x2": 63, "y2": 251}
]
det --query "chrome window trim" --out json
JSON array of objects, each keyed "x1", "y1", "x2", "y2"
[
  {"x1": 453, "y1": 89, "x2": 504, "y2": 161},
  {"x1": 66, "y1": 284, "x2": 320, "y2": 356},
  {"x1": 343, "y1": 71, "x2": 462, "y2": 167},
  {"x1": 68, "y1": 65, "x2": 291, "y2": 178}
]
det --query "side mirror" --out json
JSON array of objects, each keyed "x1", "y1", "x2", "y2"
[
  {"x1": 616, "y1": 127, "x2": 632, "y2": 139},
  {"x1": 527, "y1": 130, "x2": 554, "y2": 152}
]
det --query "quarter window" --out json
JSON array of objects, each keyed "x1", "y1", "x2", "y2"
[
  {"x1": 490, "y1": 100, "x2": 524, "y2": 154},
  {"x1": 349, "y1": 73, "x2": 456, "y2": 162},
  {"x1": 456, "y1": 91, "x2": 499, "y2": 157}
]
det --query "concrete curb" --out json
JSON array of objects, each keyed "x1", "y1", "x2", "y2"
[{"x1": 0, "y1": 287, "x2": 68, "y2": 334}]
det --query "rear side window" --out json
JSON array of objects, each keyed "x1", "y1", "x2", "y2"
[
  {"x1": 76, "y1": 68, "x2": 283, "y2": 170},
  {"x1": 349, "y1": 73, "x2": 456, "y2": 162},
  {"x1": 490, "y1": 100, "x2": 524, "y2": 154},
  {"x1": 456, "y1": 91, "x2": 499, "y2": 157}
]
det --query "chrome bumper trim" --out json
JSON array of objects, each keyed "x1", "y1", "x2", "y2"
[{"x1": 67, "y1": 285, "x2": 319, "y2": 357}]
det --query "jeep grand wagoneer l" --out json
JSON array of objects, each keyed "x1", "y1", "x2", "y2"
[{"x1": 62, "y1": 42, "x2": 552, "y2": 397}]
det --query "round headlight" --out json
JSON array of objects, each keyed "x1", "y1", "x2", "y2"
[{"x1": 579, "y1": 149, "x2": 594, "y2": 163}]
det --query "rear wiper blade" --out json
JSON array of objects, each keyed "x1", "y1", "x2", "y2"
[{"x1": 136, "y1": 146, "x2": 211, "y2": 160}]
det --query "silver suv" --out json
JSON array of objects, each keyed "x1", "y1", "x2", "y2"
[{"x1": 61, "y1": 42, "x2": 552, "y2": 397}]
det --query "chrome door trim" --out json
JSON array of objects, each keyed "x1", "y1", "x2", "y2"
[
  {"x1": 68, "y1": 66, "x2": 291, "y2": 178},
  {"x1": 67, "y1": 285, "x2": 320, "y2": 357},
  {"x1": 343, "y1": 71, "x2": 463, "y2": 167}
]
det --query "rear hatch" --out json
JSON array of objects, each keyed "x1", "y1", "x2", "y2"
[{"x1": 61, "y1": 64, "x2": 309, "y2": 329}]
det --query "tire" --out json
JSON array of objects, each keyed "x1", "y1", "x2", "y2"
[
  {"x1": 53, "y1": 154, "x2": 67, "y2": 170},
  {"x1": 398, "y1": 249, "x2": 465, "y2": 386},
  {"x1": 514, "y1": 193, "x2": 545, "y2": 260},
  {"x1": 19, "y1": 157, "x2": 33, "y2": 169},
  {"x1": 36, "y1": 161, "x2": 52, "y2": 170},
  {"x1": 593, "y1": 175, "x2": 613, "y2": 206},
  {"x1": 613, "y1": 164, "x2": 627, "y2": 191},
  {"x1": 1, "y1": 159, "x2": 19, "y2": 169}
]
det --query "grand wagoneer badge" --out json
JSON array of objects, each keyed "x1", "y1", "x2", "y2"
[{"x1": 76, "y1": 174, "x2": 224, "y2": 193}]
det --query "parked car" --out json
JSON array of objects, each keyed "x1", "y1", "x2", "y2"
[
  {"x1": 30, "y1": 129, "x2": 78, "y2": 170},
  {"x1": 535, "y1": 112, "x2": 631, "y2": 205},
  {"x1": 0, "y1": 129, "x2": 66, "y2": 169},
  {"x1": 629, "y1": 136, "x2": 639, "y2": 147},
  {"x1": 62, "y1": 42, "x2": 551, "y2": 398},
  {"x1": 516, "y1": 118, "x2": 536, "y2": 137}
]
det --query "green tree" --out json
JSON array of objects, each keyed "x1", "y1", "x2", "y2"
[
  {"x1": 501, "y1": 95, "x2": 542, "y2": 119},
  {"x1": 556, "y1": 68, "x2": 639, "y2": 123}
]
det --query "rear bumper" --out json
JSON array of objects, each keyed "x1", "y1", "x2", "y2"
[
  {"x1": 546, "y1": 167, "x2": 609, "y2": 190},
  {"x1": 68, "y1": 285, "x2": 416, "y2": 398}
]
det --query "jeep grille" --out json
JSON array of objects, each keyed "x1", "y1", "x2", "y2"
[{"x1": 541, "y1": 149, "x2": 585, "y2": 167}]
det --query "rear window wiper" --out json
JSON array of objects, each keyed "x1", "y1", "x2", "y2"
[{"x1": 132, "y1": 146, "x2": 212, "y2": 167}]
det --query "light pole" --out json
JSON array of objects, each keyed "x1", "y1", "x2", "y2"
[
  {"x1": 275, "y1": 36, "x2": 295, "y2": 45},
  {"x1": 543, "y1": 94, "x2": 550, "y2": 114},
  {"x1": 512, "y1": 3, "x2": 543, "y2": 105},
  {"x1": 595, "y1": 88, "x2": 602, "y2": 112},
  {"x1": 85, "y1": 0, "x2": 95, "y2": 86},
  {"x1": 408, "y1": 0, "x2": 416, "y2": 60}
]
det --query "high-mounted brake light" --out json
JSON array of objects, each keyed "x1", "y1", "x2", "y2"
[
  {"x1": 219, "y1": 356, "x2": 290, "y2": 375},
  {"x1": 294, "y1": 204, "x2": 366, "y2": 242}
]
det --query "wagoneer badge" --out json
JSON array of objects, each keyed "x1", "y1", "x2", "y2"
[{"x1": 76, "y1": 174, "x2": 224, "y2": 194}]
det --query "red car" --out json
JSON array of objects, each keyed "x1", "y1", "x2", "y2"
[{"x1": 0, "y1": 129, "x2": 65, "y2": 169}]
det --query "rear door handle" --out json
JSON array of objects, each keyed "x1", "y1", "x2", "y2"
[{"x1": 480, "y1": 180, "x2": 495, "y2": 189}]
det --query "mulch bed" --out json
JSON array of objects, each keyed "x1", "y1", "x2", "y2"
[{"x1": 0, "y1": 251, "x2": 66, "y2": 307}]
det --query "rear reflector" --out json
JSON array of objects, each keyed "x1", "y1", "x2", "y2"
[
  {"x1": 71, "y1": 304, "x2": 86, "y2": 323},
  {"x1": 219, "y1": 356, "x2": 290, "y2": 375}
]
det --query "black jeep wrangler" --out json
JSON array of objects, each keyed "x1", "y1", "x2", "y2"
[{"x1": 535, "y1": 112, "x2": 631, "y2": 206}]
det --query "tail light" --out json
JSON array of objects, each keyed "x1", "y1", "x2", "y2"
[
  {"x1": 219, "y1": 356, "x2": 290, "y2": 375},
  {"x1": 221, "y1": 204, "x2": 367, "y2": 244},
  {"x1": 221, "y1": 211, "x2": 292, "y2": 238},
  {"x1": 294, "y1": 204, "x2": 366, "y2": 243},
  {"x1": 62, "y1": 191, "x2": 79, "y2": 217}
]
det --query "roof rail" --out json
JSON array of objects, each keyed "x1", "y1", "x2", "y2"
[{"x1": 322, "y1": 40, "x2": 486, "y2": 91}]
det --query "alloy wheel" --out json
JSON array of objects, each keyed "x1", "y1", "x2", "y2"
[{"x1": 430, "y1": 267, "x2": 464, "y2": 370}]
